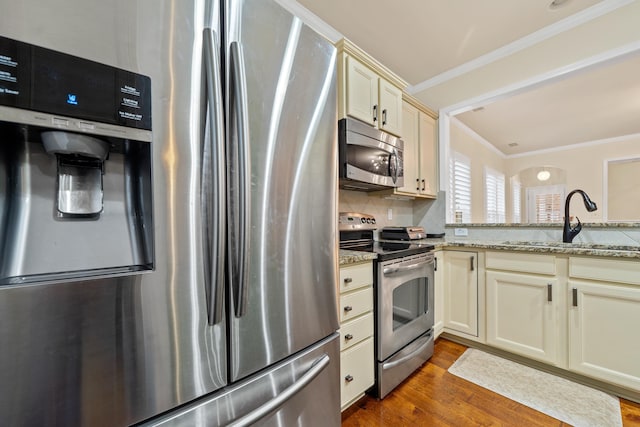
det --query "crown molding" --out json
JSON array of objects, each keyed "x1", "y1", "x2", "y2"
[
  {"x1": 407, "y1": 0, "x2": 635, "y2": 95},
  {"x1": 274, "y1": 0, "x2": 343, "y2": 43}
]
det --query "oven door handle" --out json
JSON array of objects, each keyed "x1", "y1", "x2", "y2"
[
  {"x1": 382, "y1": 332, "x2": 433, "y2": 371},
  {"x1": 383, "y1": 259, "x2": 433, "y2": 276}
]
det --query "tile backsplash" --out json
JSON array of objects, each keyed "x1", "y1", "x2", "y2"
[{"x1": 339, "y1": 190, "x2": 413, "y2": 228}]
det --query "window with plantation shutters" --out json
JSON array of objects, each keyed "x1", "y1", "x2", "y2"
[
  {"x1": 485, "y1": 167, "x2": 505, "y2": 223},
  {"x1": 448, "y1": 151, "x2": 471, "y2": 222},
  {"x1": 526, "y1": 185, "x2": 566, "y2": 223},
  {"x1": 511, "y1": 175, "x2": 522, "y2": 223}
]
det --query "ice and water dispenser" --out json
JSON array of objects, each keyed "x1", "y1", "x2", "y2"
[{"x1": 0, "y1": 35, "x2": 154, "y2": 284}]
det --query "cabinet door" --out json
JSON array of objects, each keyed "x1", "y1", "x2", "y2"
[
  {"x1": 434, "y1": 251, "x2": 444, "y2": 337},
  {"x1": 568, "y1": 280, "x2": 640, "y2": 390},
  {"x1": 486, "y1": 271, "x2": 559, "y2": 365},
  {"x1": 378, "y1": 78, "x2": 403, "y2": 136},
  {"x1": 418, "y1": 112, "x2": 437, "y2": 197},
  {"x1": 397, "y1": 101, "x2": 419, "y2": 194},
  {"x1": 345, "y1": 56, "x2": 378, "y2": 126},
  {"x1": 444, "y1": 251, "x2": 478, "y2": 336},
  {"x1": 340, "y1": 337, "x2": 374, "y2": 410}
]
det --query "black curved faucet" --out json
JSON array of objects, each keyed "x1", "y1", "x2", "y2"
[{"x1": 563, "y1": 189, "x2": 598, "y2": 243}]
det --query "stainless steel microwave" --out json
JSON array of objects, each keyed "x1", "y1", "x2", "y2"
[{"x1": 338, "y1": 117, "x2": 404, "y2": 191}]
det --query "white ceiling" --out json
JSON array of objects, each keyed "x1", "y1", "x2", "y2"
[{"x1": 292, "y1": 0, "x2": 640, "y2": 155}]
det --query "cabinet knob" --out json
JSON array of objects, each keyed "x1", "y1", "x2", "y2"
[
  {"x1": 344, "y1": 277, "x2": 353, "y2": 284},
  {"x1": 345, "y1": 375, "x2": 354, "y2": 382},
  {"x1": 343, "y1": 306, "x2": 353, "y2": 312},
  {"x1": 344, "y1": 333, "x2": 354, "y2": 341}
]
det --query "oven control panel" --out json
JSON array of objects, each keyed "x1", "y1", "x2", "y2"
[{"x1": 338, "y1": 212, "x2": 377, "y2": 231}]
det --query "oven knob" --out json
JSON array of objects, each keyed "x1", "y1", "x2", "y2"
[
  {"x1": 371, "y1": 218, "x2": 376, "y2": 224},
  {"x1": 366, "y1": 218, "x2": 372, "y2": 224},
  {"x1": 360, "y1": 218, "x2": 366, "y2": 224}
]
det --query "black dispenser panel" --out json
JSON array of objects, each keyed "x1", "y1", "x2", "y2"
[{"x1": 0, "y1": 35, "x2": 151, "y2": 130}]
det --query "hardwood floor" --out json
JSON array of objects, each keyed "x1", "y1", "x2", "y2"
[{"x1": 341, "y1": 338, "x2": 640, "y2": 427}]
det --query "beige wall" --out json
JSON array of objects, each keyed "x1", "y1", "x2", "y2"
[
  {"x1": 507, "y1": 135, "x2": 640, "y2": 222},
  {"x1": 450, "y1": 121, "x2": 506, "y2": 223}
]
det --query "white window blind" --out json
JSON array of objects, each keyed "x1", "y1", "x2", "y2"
[
  {"x1": 511, "y1": 175, "x2": 522, "y2": 223},
  {"x1": 484, "y1": 167, "x2": 505, "y2": 223},
  {"x1": 526, "y1": 185, "x2": 566, "y2": 223},
  {"x1": 448, "y1": 151, "x2": 471, "y2": 222}
]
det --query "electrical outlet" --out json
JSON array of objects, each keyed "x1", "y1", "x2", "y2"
[
  {"x1": 387, "y1": 208, "x2": 393, "y2": 220},
  {"x1": 454, "y1": 228, "x2": 468, "y2": 237}
]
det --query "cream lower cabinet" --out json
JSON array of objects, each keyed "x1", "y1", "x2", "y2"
[
  {"x1": 338, "y1": 261, "x2": 375, "y2": 411},
  {"x1": 485, "y1": 251, "x2": 561, "y2": 365},
  {"x1": 568, "y1": 256, "x2": 640, "y2": 390},
  {"x1": 443, "y1": 251, "x2": 479, "y2": 338}
]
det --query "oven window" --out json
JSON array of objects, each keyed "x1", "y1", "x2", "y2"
[{"x1": 392, "y1": 276, "x2": 429, "y2": 330}]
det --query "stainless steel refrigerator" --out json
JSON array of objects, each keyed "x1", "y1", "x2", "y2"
[{"x1": 0, "y1": 0, "x2": 340, "y2": 425}]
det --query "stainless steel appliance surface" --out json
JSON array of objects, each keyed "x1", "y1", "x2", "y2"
[
  {"x1": 338, "y1": 117, "x2": 404, "y2": 191},
  {"x1": 380, "y1": 226, "x2": 427, "y2": 241},
  {"x1": 339, "y1": 213, "x2": 435, "y2": 399},
  {"x1": 0, "y1": 1, "x2": 339, "y2": 426}
]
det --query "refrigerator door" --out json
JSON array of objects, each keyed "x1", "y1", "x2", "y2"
[
  {"x1": 142, "y1": 333, "x2": 340, "y2": 427},
  {"x1": 225, "y1": 0, "x2": 339, "y2": 382},
  {"x1": 0, "y1": 1, "x2": 227, "y2": 425}
]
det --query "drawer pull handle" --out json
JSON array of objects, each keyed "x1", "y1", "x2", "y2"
[
  {"x1": 345, "y1": 375, "x2": 354, "y2": 382},
  {"x1": 344, "y1": 277, "x2": 353, "y2": 284},
  {"x1": 344, "y1": 334, "x2": 354, "y2": 341},
  {"x1": 547, "y1": 283, "x2": 553, "y2": 302},
  {"x1": 344, "y1": 306, "x2": 353, "y2": 312}
]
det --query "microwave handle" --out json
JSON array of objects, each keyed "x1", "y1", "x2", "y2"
[{"x1": 389, "y1": 151, "x2": 398, "y2": 184}]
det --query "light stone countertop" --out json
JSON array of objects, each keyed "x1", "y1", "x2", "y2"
[
  {"x1": 424, "y1": 239, "x2": 640, "y2": 259},
  {"x1": 339, "y1": 239, "x2": 640, "y2": 264},
  {"x1": 339, "y1": 249, "x2": 377, "y2": 266}
]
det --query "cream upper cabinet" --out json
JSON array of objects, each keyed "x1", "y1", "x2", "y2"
[
  {"x1": 568, "y1": 256, "x2": 640, "y2": 391},
  {"x1": 345, "y1": 56, "x2": 378, "y2": 127},
  {"x1": 485, "y1": 250, "x2": 561, "y2": 366},
  {"x1": 398, "y1": 102, "x2": 419, "y2": 194},
  {"x1": 344, "y1": 55, "x2": 402, "y2": 136},
  {"x1": 443, "y1": 250, "x2": 479, "y2": 338},
  {"x1": 418, "y1": 111, "x2": 437, "y2": 197},
  {"x1": 337, "y1": 39, "x2": 407, "y2": 138},
  {"x1": 383, "y1": 97, "x2": 438, "y2": 199},
  {"x1": 378, "y1": 78, "x2": 403, "y2": 136}
]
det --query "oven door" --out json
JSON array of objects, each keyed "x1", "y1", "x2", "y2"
[{"x1": 377, "y1": 252, "x2": 434, "y2": 362}]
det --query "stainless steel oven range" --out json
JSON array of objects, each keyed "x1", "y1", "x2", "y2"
[{"x1": 339, "y1": 212, "x2": 435, "y2": 398}]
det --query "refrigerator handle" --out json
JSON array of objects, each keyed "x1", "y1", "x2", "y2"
[
  {"x1": 203, "y1": 28, "x2": 226, "y2": 325},
  {"x1": 227, "y1": 354, "x2": 331, "y2": 427},
  {"x1": 230, "y1": 41, "x2": 251, "y2": 318}
]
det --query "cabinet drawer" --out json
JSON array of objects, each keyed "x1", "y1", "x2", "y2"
[
  {"x1": 486, "y1": 251, "x2": 556, "y2": 275},
  {"x1": 340, "y1": 262, "x2": 373, "y2": 293},
  {"x1": 570, "y1": 256, "x2": 640, "y2": 286},
  {"x1": 340, "y1": 312, "x2": 374, "y2": 351},
  {"x1": 339, "y1": 287, "x2": 373, "y2": 322},
  {"x1": 340, "y1": 337, "x2": 374, "y2": 409}
]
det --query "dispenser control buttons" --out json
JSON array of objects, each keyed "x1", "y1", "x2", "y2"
[
  {"x1": 78, "y1": 121, "x2": 95, "y2": 131},
  {"x1": 52, "y1": 117, "x2": 69, "y2": 127}
]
